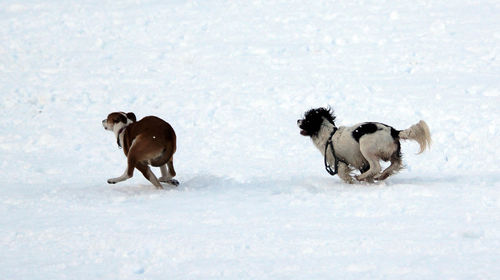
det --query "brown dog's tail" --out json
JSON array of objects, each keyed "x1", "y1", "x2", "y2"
[{"x1": 399, "y1": 120, "x2": 431, "y2": 154}]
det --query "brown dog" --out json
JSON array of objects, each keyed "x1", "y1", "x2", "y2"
[{"x1": 102, "y1": 112, "x2": 179, "y2": 188}]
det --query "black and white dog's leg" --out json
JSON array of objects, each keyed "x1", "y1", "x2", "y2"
[
  {"x1": 376, "y1": 156, "x2": 403, "y2": 181},
  {"x1": 337, "y1": 162, "x2": 354, "y2": 184},
  {"x1": 356, "y1": 158, "x2": 381, "y2": 181},
  {"x1": 356, "y1": 145, "x2": 382, "y2": 181}
]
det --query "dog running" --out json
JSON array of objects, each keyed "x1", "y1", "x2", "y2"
[
  {"x1": 298, "y1": 107, "x2": 431, "y2": 183},
  {"x1": 102, "y1": 112, "x2": 179, "y2": 189}
]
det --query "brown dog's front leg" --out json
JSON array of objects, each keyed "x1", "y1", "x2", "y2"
[
  {"x1": 107, "y1": 169, "x2": 131, "y2": 184},
  {"x1": 107, "y1": 154, "x2": 136, "y2": 184}
]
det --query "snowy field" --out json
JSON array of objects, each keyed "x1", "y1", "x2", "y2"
[{"x1": 1, "y1": 0, "x2": 500, "y2": 279}]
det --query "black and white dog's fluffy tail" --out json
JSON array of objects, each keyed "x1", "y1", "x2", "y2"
[{"x1": 398, "y1": 120, "x2": 432, "y2": 154}]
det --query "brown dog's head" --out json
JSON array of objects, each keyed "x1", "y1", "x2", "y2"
[{"x1": 102, "y1": 112, "x2": 137, "y2": 132}]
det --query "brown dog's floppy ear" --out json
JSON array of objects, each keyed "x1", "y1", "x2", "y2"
[
  {"x1": 126, "y1": 112, "x2": 137, "y2": 122},
  {"x1": 117, "y1": 114, "x2": 127, "y2": 124}
]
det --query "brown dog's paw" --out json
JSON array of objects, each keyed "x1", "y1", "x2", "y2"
[
  {"x1": 166, "y1": 179, "x2": 179, "y2": 186},
  {"x1": 159, "y1": 177, "x2": 179, "y2": 186}
]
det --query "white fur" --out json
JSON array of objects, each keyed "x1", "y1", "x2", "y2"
[
  {"x1": 159, "y1": 164, "x2": 179, "y2": 186},
  {"x1": 107, "y1": 172, "x2": 131, "y2": 184},
  {"x1": 144, "y1": 166, "x2": 162, "y2": 188},
  {"x1": 102, "y1": 113, "x2": 135, "y2": 148},
  {"x1": 159, "y1": 165, "x2": 172, "y2": 181},
  {"x1": 106, "y1": 138, "x2": 137, "y2": 185},
  {"x1": 305, "y1": 117, "x2": 431, "y2": 183}
]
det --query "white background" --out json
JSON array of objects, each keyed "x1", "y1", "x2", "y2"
[{"x1": 1, "y1": 0, "x2": 499, "y2": 279}]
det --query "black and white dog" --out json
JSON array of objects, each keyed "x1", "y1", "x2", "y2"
[{"x1": 297, "y1": 107, "x2": 431, "y2": 183}]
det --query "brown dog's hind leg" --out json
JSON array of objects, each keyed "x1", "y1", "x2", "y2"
[
  {"x1": 136, "y1": 163, "x2": 163, "y2": 189},
  {"x1": 167, "y1": 160, "x2": 176, "y2": 178},
  {"x1": 159, "y1": 159, "x2": 179, "y2": 186}
]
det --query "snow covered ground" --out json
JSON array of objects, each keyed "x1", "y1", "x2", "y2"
[{"x1": 1, "y1": 0, "x2": 500, "y2": 279}]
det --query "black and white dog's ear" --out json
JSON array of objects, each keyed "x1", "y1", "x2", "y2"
[
  {"x1": 325, "y1": 106, "x2": 336, "y2": 122},
  {"x1": 126, "y1": 112, "x2": 137, "y2": 122}
]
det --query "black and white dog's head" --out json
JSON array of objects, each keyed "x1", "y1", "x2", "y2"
[{"x1": 297, "y1": 107, "x2": 336, "y2": 136}]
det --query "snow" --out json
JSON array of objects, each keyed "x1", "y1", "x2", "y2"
[{"x1": 1, "y1": 0, "x2": 500, "y2": 279}]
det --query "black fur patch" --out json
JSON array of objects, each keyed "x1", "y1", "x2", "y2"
[
  {"x1": 126, "y1": 112, "x2": 137, "y2": 122},
  {"x1": 394, "y1": 141, "x2": 402, "y2": 159},
  {"x1": 352, "y1": 123, "x2": 379, "y2": 142},
  {"x1": 379, "y1": 123, "x2": 401, "y2": 140},
  {"x1": 391, "y1": 127, "x2": 400, "y2": 139},
  {"x1": 116, "y1": 114, "x2": 127, "y2": 124}
]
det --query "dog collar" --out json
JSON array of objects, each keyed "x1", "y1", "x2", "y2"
[
  {"x1": 324, "y1": 126, "x2": 341, "y2": 176},
  {"x1": 117, "y1": 127, "x2": 127, "y2": 148}
]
